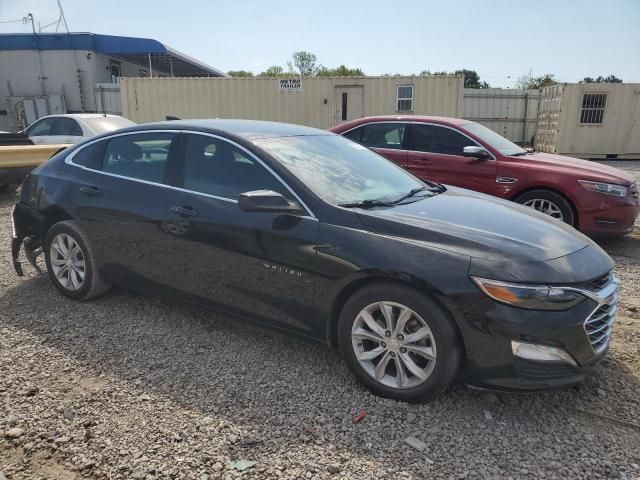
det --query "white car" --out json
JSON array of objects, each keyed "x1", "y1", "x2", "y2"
[{"x1": 23, "y1": 114, "x2": 136, "y2": 145}]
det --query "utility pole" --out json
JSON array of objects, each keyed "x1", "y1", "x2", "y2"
[{"x1": 27, "y1": 13, "x2": 46, "y2": 96}]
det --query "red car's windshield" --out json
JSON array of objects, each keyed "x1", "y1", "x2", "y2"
[{"x1": 462, "y1": 122, "x2": 527, "y2": 157}]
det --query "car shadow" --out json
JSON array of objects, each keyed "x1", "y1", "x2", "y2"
[{"x1": 2, "y1": 273, "x2": 640, "y2": 477}]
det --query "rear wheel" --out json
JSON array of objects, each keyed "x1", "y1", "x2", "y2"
[
  {"x1": 44, "y1": 220, "x2": 111, "y2": 300},
  {"x1": 338, "y1": 282, "x2": 463, "y2": 402},
  {"x1": 514, "y1": 189, "x2": 575, "y2": 226}
]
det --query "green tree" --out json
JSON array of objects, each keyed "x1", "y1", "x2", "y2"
[
  {"x1": 257, "y1": 65, "x2": 290, "y2": 77},
  {"x1": 515, "y1": 70, "x2": 557, "y2": 89},
  {"x1": 581, "y1": 75, "x2": 623, "y2": 83},
  {"x1": 288, "y1": 51, "x2": 319, "y2": 76},
  {"x1": 227, "y1": 70, "x2": 254, "y2": 77},
  {"x1": 419, "y1": 69, "x2": 489, "y2": 88},
  {"x1": 316, "y1": 64, "x2": 364, "y2": 76}
]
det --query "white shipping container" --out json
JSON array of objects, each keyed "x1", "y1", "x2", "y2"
[
  {"x1": 535, "y1": 83, "x2": 640, "y2": 159},
  {"x1": 463, "y1": 88, "x2": 539, "y2": 144},
  {"x1": 121, "y1": 75, "x2": 464, "y2": 128}
]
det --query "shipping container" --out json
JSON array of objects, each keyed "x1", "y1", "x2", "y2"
[
  {"x1": 463, "y1": 88, "x2": 539, "y2": 145},
  {"x1": 121, "y1": 75, "x2": 464, "y2": 128},
  {"x1": 535, "y1": 83, "x2": 640, "y2": 159}
]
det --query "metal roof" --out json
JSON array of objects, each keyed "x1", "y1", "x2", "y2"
[{"x1": 0, "y1": 32, "x2": 225, "y2": 77}]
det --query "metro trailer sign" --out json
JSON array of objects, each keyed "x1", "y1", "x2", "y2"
[{"x1": 279, "y1": 78, "x2": 302, "y2": 92}]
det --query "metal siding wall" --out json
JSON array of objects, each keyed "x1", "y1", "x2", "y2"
[
  {"x1": 556, "y1": 83, "x2": 639, "y2": 157},
  {"x1": 121, "y1": 76, "x2": 464, "y2": 128},
  {"x1": 463, "y1": 88, "x2": 539, "y2": 143}
]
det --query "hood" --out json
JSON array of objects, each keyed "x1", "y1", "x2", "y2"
[
  {"x1": 356, "y1": 187, "x2": 595, "y2": 262},
  {"x1": 508, "y1": 152, "x2": 636, "y2": 185}
]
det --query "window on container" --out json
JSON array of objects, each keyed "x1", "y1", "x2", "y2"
[
  {"x1": 580, "y1": 93, "x2": 607, "y2": 124},
  {"x1": 396, "y1": 85, "x2": 414, "y2": 112}
]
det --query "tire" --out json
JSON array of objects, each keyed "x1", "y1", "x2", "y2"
[
  {"x1": 338, "y1": 282, "x2": 463, "y2": 402},
  {"x1": 44, "y1": 220, "x2": 111, "y2": 301},
  {"x1": 514, "y1": 189, "x2": 575, "y2": 226}
]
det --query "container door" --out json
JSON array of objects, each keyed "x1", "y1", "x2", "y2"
[
  {"x1": 628, "y1": 94, "x2": 640, "y2": 154},
  {"x1": 335, "y1": 86, "x2": 364, "y2": 124}
]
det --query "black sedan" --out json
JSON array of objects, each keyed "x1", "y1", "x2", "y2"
[{"x1": 11, "y1": 120, "x2": 619, "y2": 401}]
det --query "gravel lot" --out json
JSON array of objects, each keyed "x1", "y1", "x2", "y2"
[{"x1": 1, "y1": 161, "x2": 640, "y2": 480}]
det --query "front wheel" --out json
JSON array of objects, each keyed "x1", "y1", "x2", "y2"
[
  {"x1": 338, "y1": 283, "x2": 463, "y2": 402},
  {"x1": 514, "y1": 189, "x2": 575, "y2": 226},
  {"x1": 44, "y1": 220, "x2": 111, "y2": 301}
]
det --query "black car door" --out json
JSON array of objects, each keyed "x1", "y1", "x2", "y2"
[
  {"x1": 66, "y1": 130, "x2": 182, "y2": 289},
  {"x1": 159, "y1": 132, "x2": 320, "y2": 334}
]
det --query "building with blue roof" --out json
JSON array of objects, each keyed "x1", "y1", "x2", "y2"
[{"x1": 0, "y1": 32, "x2": 225, "y2": 129}]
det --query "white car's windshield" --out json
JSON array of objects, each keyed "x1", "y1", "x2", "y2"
[
  {"x1": 255, "y1": 135, "x2": 430, "y2": 205},
  {"x1": 84, "y1": 116, "x2": 136, "y2": 134},
  {"x1": 462, "y1": 122, "x2": 526, "y2": 156}
]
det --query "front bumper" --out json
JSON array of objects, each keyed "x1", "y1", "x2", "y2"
[
  {"x1": 461, "y1": 275, "x2": 619, "y2": 392},
  {"x1": 578, "y1": 190, "x2": 640, "y2": 238},
  {"x1": 11, "y1": 202, "x2": 44, "y2": 276}
]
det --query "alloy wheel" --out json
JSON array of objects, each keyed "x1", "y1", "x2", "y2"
[
  {"x1": 522, "y1": 198, "x2": 564, "y2": 221},
  {"x1": 351, "y1": 301, "x2": 437, "y2": 389},
  {"x1": 49, "y1": 233, "x2": 86, "y2": 291}
]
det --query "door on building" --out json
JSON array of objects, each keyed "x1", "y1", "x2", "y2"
[
  {"x1": 628, "y1": 93, "x2": 640, "y2": 154},
  {"x1": 335, "y1": 86, "x2": 364, "y2": 124}
]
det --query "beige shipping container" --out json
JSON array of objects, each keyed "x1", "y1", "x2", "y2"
[
  {"x1": 121, "y1": 75, "x2": 464, "y2": 129},
  {"x1": 534, "y1": 83, "x2": 640, "y2": 159}
]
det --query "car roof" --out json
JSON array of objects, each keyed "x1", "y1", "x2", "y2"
[
  {"x1": 136, "y1": 119, "x2": 332, "y2": 140},
  {"x1": 330, "y1": 115, "x2": 473, "y2": 131},
  {"x1": 39, "y1": 114, "x2": 126, "y2": 120}
]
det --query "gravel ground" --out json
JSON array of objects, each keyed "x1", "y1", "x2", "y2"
[{"x1": 1, "y1": 161, "x2": 640, "y2": 480}]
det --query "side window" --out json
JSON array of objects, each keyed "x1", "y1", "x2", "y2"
[
  {"x1": 71, "y1": 141, "x2": 104, "y2": 168},
  {"x1": 343, "y1": 127, "x2": 363, "y2": 143},
  {"x1": 102, "y1": 133, "x2": 175, "y2": 183},
  {"x1": 408, "y1": 124, "x2": 473, "y2": 155},
  {"x1": 49, "y1": 118, "x2": 83, "y2": 136},
  {"x1": 27, "y1": 118, "x2": 53, "y2": 136},
  {"x1": 359, "y1": 123, "x2": 406, "y2": 150},
  {"x1": 180, "y1": 134, "x2": 289, "y2": 200}
]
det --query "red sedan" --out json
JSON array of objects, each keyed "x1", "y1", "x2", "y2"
[{"x1": 330, "y1": 116, "x2": 639, "y2": 238}]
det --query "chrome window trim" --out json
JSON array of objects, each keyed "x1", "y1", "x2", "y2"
[
  {"x1": 65, "y1": 129, "x2": 318, "y2": 221},
  {"x1": 340, "y1": 121, "x2": 497, "y2": 161}
]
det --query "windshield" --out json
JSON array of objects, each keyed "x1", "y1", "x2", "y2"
[
  {"x1": 254, "y1": 135, "x2": 425, "y2": 205},
  {"x1": 84, "y1": 116, "x2": 136, "y2": 134},
  {"x1": 462, "y1": 122, "x2": 526, "y2": 156}
]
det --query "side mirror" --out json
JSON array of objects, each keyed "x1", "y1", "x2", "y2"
[
  {"x1": 238, "y1": 190, "x2": 304, "y2": 214},
  {"x1": 462, "y1": 146, "x2": 491, "y2": 159}
]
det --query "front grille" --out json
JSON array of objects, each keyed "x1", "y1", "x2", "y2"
[
  {"x1": 587, "y1": 272, "x2": 612, "y2": 291},
  {"x1": 583, "y1": 282, "x2": 618, "y2": 353}
]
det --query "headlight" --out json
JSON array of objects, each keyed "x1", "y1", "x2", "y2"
[
  {"x1": 578, "y1": 180, "x2": 628, "y2": 197},
  {"x1": 471, "y1": 277, "x2": 586, "y2": 311}
]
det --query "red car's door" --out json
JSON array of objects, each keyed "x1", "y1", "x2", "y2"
[
  {"x1": 342, "y1": 122, "x2": 408, "y2": 167},
  {"x1": 405, "y1": 123, "x2": 497, "y2": 195}
]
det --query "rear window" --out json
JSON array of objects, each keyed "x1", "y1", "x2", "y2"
[{"x1": 84, "y1": 116, "x2": 136, "y2": 134}]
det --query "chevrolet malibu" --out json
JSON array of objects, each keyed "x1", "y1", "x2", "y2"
[
  {"x1": 330, "y1": 116, "x2": 639, "y2": 238},
  {"x1": 11, "y1": 120, "x2": 619, "y2": 401}
]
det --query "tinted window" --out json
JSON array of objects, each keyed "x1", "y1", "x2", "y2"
[
  {"x1": 50, "y1": 118, "x2": 83, "y2": 136},
  {"x1": 27, "y1": 118, "x2": 54, "y2": 136},
  {"x1": 359, "y1": 123, "x2": 406, "y2": 150},
  {"x1": 102, "y1": 133, "x2": 175, "y2": 183},
  {"x1": 254, "y1": 135, "x2": 423, "y2": 205},
  {"x1": 408, "y1": 124, "x2": 472, "y2": 155},
  {"x1": 72, "y1": 142, "x2": 104, "y2": 168},
  {"x1": 179, "y1": 134, "x2": 288, "y2": 200},
  {"x1": 343, "y1": 127, "x2": 362, "y2": 142}
]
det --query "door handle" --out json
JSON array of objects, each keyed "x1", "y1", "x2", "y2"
[
  {"x1": 170, "y1": 205, "x2": 198, "y2": 217},
  {"x1": 79, "y1": 186, "x2": 101, "y2": 196}
]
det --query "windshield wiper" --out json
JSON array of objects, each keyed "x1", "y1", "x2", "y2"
[
  {"x1": 338, "y1": 199, "x2": 394, "y2": 209},
  {"x1": 390, "y1": 186, "x2": 428, "y2": 204}
]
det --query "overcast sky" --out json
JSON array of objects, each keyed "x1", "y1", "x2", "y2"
[{"x1": 1, "y1": 0, "x2": 639, "y2": 86}]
